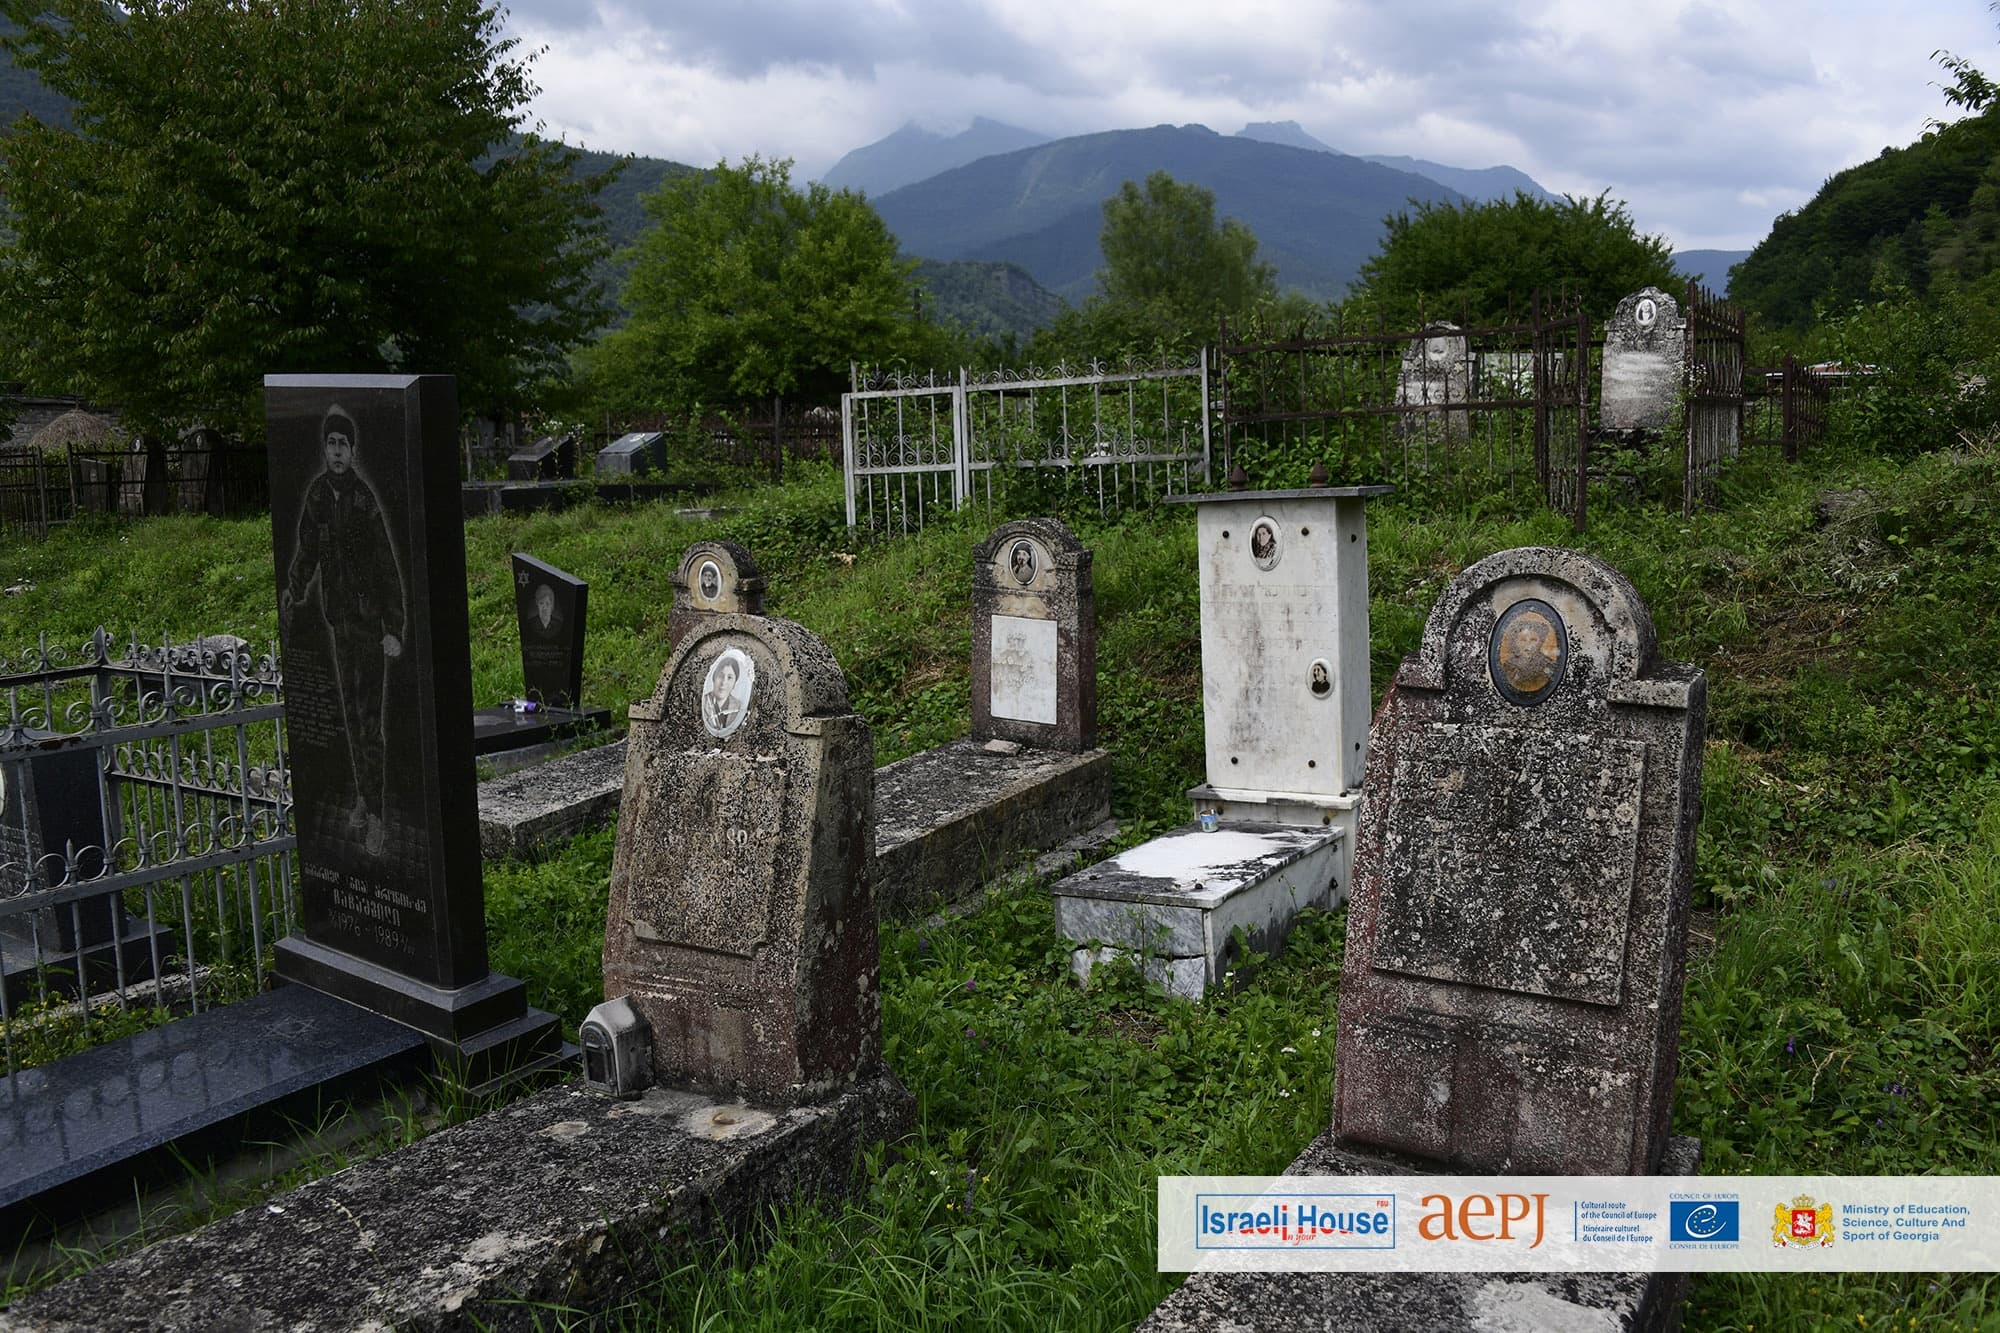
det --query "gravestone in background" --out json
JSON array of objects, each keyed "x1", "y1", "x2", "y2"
[
  {"x1": 507, "y1": 433, "x2": 577, "y2": 482},
  {"x1": 970, "y1": 517, "x2": 1096, "y2": 753},
  {"x1": 595, "y1": 430, "x2": 666, "y2": 477},
  {"x1": 1394, "y1": 322, "x2": 1471, "y2": 442},
  {"x1": 1600, "y1": 287, "x2": 1686, "y2": 432},
  {"x1": 1334, "y1": 545, "x2": 1706, "y2": 1175},
  {"x1": 603, "y1": 614, "x2": 879, "y2": 1105},
  {"x1": 470, "y1": 553, "x2": 611, "y2": 756},
  {"x1": 266, "y1": 374, "x2": 561, "y2": 1077},
  {"x1": 669, "y1": 540, "x2": 765, "y2": 650}
]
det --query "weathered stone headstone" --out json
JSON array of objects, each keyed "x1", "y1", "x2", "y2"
[
  {"x1": 1334, "y1": 546, "x2": 1705, "y2": 1174},
  {"x1": 507, "y1": 433, "x2": 577, "y2": 482},
  {"x1": 603, "y1": 614, "x2": 878, "y2": 1104},
  {"x1": 117, "y1": 433, "x2": 170, "y2": 517},
  {"x1": 1601, "y1": 286, "x2": 1686, "y2": 432},
  {"x1": 669, "y1": 540, "x2": 765, "y2": 650},
  {"x1": 970, "y1": 517, "x2": 1096, "y2": 753},
  {"x1": 512, "y1": 553, "x2": 588, "y2": 710},
  {"x1": 1395, "y1": 322, "x2": 1471, "y2": 441},
  {"x1": 266, "y1": 373, "x2": 560, "y2": 1075},
  {"x1": 595, "y1": 430, "x2": 666, "y2": 478}
]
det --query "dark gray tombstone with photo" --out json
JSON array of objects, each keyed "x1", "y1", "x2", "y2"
[
  {"x1": 668, "y1": 540, "x2": 765, "y2": 651},
  {"x1": 1601, "y1": 286, "x2": 1686, "y2": 433},
  {"x1": 470, "y1": 553, "x2": 611, "y2": 756},
  {"x1": 266, "y1": 373, "x2": 561, "y2": 1079},
  {"x1": 970, "y1": 517, "x2": 1096, "y2": 753},
  {"x1": 507, "y1": 433, "x2": 577, "y2": 482},
  {"x1": 594, "y1": 430, "x2": 666, "y2": 478},
  {"x1": 602, "y1": 614, "x2": 879, "y2": 1105},
  {"x1": 1335, "y1": 545, "x2": 1705, "y2": 1174}
]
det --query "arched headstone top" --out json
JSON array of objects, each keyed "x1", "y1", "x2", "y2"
[
  {"x1": 1396, "y1": 546, "x2": 1695, "y2": 711},
  {"x1": 1610, "y1": 286, "x2": 1684, "y2": 339},
  {"x1": 674, "y1": 540, "x2": 766, "y2": 612},
  {"x1": 972, "y1": 517, "x2": 1090, "y2": 595},
  {"x1": 635, "y1": 613, "x2": 850, "y2": 732}
]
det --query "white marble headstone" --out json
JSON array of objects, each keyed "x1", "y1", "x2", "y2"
[{"x1": 988, "y1": 614, "x2": 1058, "y2": 725}]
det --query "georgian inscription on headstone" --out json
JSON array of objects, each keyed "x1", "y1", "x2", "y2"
[
  {"x1": 669, "y1": 540, "x2": 765, "y2": 651},
  {"x1": 1600, "y1": 286, "x2": 1686, "y2": 432},
  {"x1": 1395, "y1": 322, "x2": 1471, "y2": 441},
  {"x1": 603, "y1": 614, "x2": 879, "y2": 1104},
  {"x1": 970, "y1": 517, "x2": 1096, "y2": 752},
  {"x1": 1333, "y1": 547, "x2": 1706, "y2": 1175},
  {"x1": 266, "y1": 375, "x2": 488, "y2": 991},
  {"x1": 512, "y1": 553, "x2": 587, "y2": 710}
]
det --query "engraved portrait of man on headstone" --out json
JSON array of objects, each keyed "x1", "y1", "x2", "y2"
[
  {"x1": 702, "y1": 647, "x2": 755, "y2": 738},
  {"x1": 278, "y1": 403, "x2": 407, "y2": 858},
  {"x1": 1009, "y1": 540, "x2": 1037, "y2": 585}
]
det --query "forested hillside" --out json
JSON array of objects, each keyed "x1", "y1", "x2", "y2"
[{"x1": 1733, "y1": 104, "x2": 2000, "y2": 330}]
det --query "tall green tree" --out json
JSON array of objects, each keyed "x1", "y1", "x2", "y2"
[
  {"x1": 592, "y1": 156, "x2": 917, "y2": 413},
  {"x1": 1353, "y1": 192, "x2": 1677, "y2": 326},
  {"x1": 1096, "y1": 170, "x2": 1275, "y2": 339},
  {"x1": 0, "y1": 0, "x2": 611, "y2": 437}
]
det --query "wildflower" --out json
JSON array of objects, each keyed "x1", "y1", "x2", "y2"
[
  {"x1": 1280, "y1": 1046, "x2": 1298, "y2": 1054},
  {"x1": 1279, "y1": 1089, "x2": 1292, "y2": 1098},
  {"x1": 963, "y1": 979, "x2": 977, "y2": 992},
  {"x1": 964, "y1": 1026, "x2": 977, "y2": 1039},
  {"x1": 1786, "y1": 1035, "x2": 1796, "y2": 1055},
  {"x1": 1310, "y1": 1028, "x2": 1321, "y2": 1038}
]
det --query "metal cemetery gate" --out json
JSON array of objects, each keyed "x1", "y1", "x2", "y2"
[{"x1": 842, "y1": 358, "x2": 1211, "y2": 535}]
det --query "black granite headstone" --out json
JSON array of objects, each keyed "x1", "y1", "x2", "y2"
[
  {"x1": 595, "y1": 431, "x2": 666, "y2": 477},
  {"x1": 469, "y1": 553, "x2": 610, "y2": 755},
  {"x1": 513, "y1": 552, "x2": 586, "y2": 709},
  {"x1": 265, "y1": 374, "x2": 561, "y2": 1073},
  {"x1": 506, "y1": 433, "x2": 576, "y2": 482}
]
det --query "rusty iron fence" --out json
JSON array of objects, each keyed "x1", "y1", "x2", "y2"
[
  {"x1": 1744, "y1": 356, "x2": 1834, "y2": 463},
  {"x1": 842, "y1": 357, "x2": 1209, "y2": 536},
  {"x1": 1217, "y1": 294, "x2": 1596, "y2": 528},
  {"x1": 0, "y1": 631, "x2": 294, "y2": 1079},
  {"x1": 1683, "y1": 280, "x2": 1747, "y2": 516},
  {"x1": 0, "y1": 440, "x2": 269, "y2": 539}
]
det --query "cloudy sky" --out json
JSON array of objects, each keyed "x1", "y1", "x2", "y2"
[{"x1": 504, "y1": 0, "x2": 2000, "y2": 252}]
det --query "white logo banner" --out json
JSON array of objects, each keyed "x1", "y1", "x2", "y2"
[{"x1": 1158, "y1": 1175, "x2": 2000, "y2": 1272}]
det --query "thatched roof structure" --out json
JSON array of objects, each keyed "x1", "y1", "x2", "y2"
[{"x1": 26, "y1": 409, "x2": 124, "y2": 454}]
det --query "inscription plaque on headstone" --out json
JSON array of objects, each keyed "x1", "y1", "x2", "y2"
[
  {"x1": 1333, "y1": 546, "x2": 1706, "y2": 1175},
  {"x1": 603, "y1": 614, "x2": 879, "y2": 1104},
  {"x1": 669, "y1": 540, "x2": 765, "y2": 651},
  {"x1": 1601, "y1": 287, "x2": 1686, "y2": 432},
  {"x1": 970, "y1": 518, "x2": 1095, "y2": 752},
  {"x1": 266, "y1": 374, "x2": 558, "y2": 1067}
]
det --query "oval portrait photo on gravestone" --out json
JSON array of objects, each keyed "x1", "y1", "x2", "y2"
[
  {"x1": 1636, "y1": 297, "x2": 1658, "y2": 330},
  {"x1": 701, "y1": 647, "x2": 755, "y2": 739},
  {"x1": 1008, "y1": 539, "x2": 1038, "y2": 586},
  {"x1": 1249, "y1": 518, "x2": 1281, "y2": 572},
  {"x1": 1488, "y1": 597, "x2": 1569, "y2": 707},
  {"x1": 698, "y1": 560, "x2": 722, "y2": 602},
  {"x1": 1309, "y1": 658, "x2": 1332, "y2": 698}
]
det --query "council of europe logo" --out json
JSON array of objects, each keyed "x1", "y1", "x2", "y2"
[{"x1": 1669, "y1": 1200, "x2": 1741, "y2": 1243}]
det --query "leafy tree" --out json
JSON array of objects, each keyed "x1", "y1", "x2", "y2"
[
  {"x1": 1352, "y1": 192, "x2": 1678, "y2": 326},
  {"x1": 0, "y1": 0, "x2": 611, "y2": 438},
  {"x1": 1095, "y1": 170, "x2": 1274, "y2": 341},
  {"x1": 592, "y1": 156, "x2": 917, "y2": 413}
]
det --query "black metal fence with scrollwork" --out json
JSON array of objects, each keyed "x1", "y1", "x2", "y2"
[{"x1": 0, "y1": 630, "x2": 294, "y2": 1079}]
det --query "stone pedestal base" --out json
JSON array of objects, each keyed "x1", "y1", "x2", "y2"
[
  {"x1": 7, "y1": 1068, "x2": 915, "y2": 1332},
  {"x1": 0, "y1": 910, "x2": 176, "y2": 1008},
  {"x1": 1141, "y1": 1133, "x2": 1701, "y2": 1333},
  {"x1": 1188, "y1": 783, "x2": 1360, "y2": 916},
  {"x1": 1053, "y1": 820, "x2": 1344, "y2": 1000}
]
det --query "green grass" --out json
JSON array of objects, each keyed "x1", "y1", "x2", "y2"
[{"x1": 4, "y1": 433, "x2": 1999, "y2": 1330}]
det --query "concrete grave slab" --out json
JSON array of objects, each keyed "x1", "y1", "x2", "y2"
[
  {"x1": 476, "y1": 739, "x2": 629, "y2": 860},
  {"x1": 1053, "y1": 821, "x2": 1342, "y2": 1001}
]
